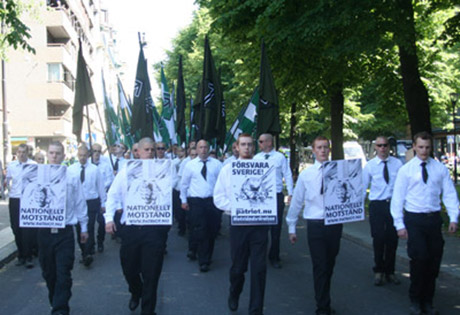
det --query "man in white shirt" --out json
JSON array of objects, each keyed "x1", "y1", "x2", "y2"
[
  {"x1": 38, "y1": 141, "x2": 88, "y2": 315},
  {"x1": 68, "y1": 145, "x2": 106, "y2": 266},
  {"x1": 181, "y1": 139, "x2": 222, "y2": 272},
  {"x1": 391, "y1": 132, "x2": 459, "y2": 315},
  {"x1": 5, "y1": 143, "x2": 37, "y2": 267},
  {"x1": 214, "y1": 133, "x2": 269, "y2": 315},
  {"x1": 254, "y1": 133, "x2": 293, "y2": 268},
  {"x1": 172, "y1": 147, "x2": 186, "y2": 236},
  {"x1": 286, "y1": 136, "x2": 342, "y2": 315},
  {"x1": 91, "y1": 143, "x2": 114, "y2": 253},
  {"x1": 105, "y1": 137, "x2": 170, "y2": 314},
  {"x1": 112, "y1": 142, "x2": 127, "y2": 174},
  {"x1": 363, "y1": 136, "x2": 403, "y2": 286}
]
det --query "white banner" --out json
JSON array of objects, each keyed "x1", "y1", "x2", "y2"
[
  {"x1": 230, "y1": 160, "x2": 277, "y2": 225},
  {"x1": 323, "y1": 158, "x2": 364, "y2": 225},
  {"x1": 125, "y1": 160, "x2": 173, "y2": 225},
  {"x1": 20, "y1": 164, "x2": 67, "y2": 228}
]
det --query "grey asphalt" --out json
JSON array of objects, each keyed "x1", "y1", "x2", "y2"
[{"x1": 0, "y1": 202, "x2": 459, "y2": 314}]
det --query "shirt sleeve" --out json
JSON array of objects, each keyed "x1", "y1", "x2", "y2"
[
  {"x1": 97, "y1": 168, "x2": 107, "y2": 208},
  {"x1": 105, "y1": 170, "x2": 124, "y2": 223},
  {"x1": 390, "y1": 167, "x2": 408, "y2": 230},
  {"x1": 440, "y1": 165, "x2": 460, "y2": 223},
  {"x1": 180, "y1": 163, "x2": 192, "y2": 204},
  {"x1": 282, "y1": 156, "x2": 294, "y2": 195},
  {"x1": 73, "y1": 178, "x2": 88, "y2": 233},
  {"x1": 286, "y1": 172, "x2": 306, "y2": 234},
  {"x1": 213, "y1": 165, "x2": 231, "y2": 211},
  {"x1": 362, "y1": 163, "x2": 371, "y2": 201}
]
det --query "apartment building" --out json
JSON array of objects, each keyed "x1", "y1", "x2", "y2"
[{"x1": 3, "y1": 0, "x2": 119, "y2": 162}]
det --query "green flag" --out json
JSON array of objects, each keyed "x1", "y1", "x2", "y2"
[
  {"x1": 72, "y1": 40, "x2": 96, "y2": 142},
  {"x1": 131, "y1": 39, "x2": 154, "y2": 140},
  {"x1": 176, "y1": 56, "x2": 186, "y2": 146},
  {"x1": 152, "y1": 101, "x2": 170, "y2": 144},
  {"x1": 101, "y1": 71, "x2": 121, "y2": 146},
  {"x1": 160, "y1": 66, "x2": 175, "y2": 145},
  {"x1": 117, "y1": 77, "x2": 135, "y2": 148},
  {"x1": 196, "y1": 36, "x2": 222, "y2": 141},
  {"x1": 256, "y1": 40, "x2": 281, "y2": 137},
  {"x1": 224, "y1": 87, "x2": 259, "y2": 153}
]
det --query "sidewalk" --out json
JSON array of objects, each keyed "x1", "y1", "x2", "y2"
[
  {"x1": 343, "y1": 217, "x2": 460, "y2": 279},
  {"x1": 0, "y1": 200, "x2": 459, "y2": 279}
]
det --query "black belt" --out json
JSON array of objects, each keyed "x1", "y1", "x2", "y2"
[
  {"x1": 370, "y1": 199, "x2": 391, "y2": 203},
  {"x1": 404, "y1": 210, "x2": 440, "y2": 217},
  {"x1": 306, "y1": 219, "x2": 324, "y2": 223},
  {"x1": 43, "y1": 225, "x2": 73, "y2": 234}
]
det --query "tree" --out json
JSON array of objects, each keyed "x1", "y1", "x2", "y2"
[{"x1": 0, "y1": 0, "x2": 35, "y2": 57}]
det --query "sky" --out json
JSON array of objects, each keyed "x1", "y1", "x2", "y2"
[{"x1": 104, "y1": 0, "x2": 198, "y2": 98}]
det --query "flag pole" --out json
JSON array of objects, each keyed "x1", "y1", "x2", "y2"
[
  {"x1": 94, "y1": 101, "x2": 115, "y2": 169},
  {"x1": 85, "y1": 105, "x2": 93, "y2": 163}
]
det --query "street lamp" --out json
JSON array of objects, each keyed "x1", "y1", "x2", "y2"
[{"x1": 450, "y1": 92, "x2": 459, "y2": 184}]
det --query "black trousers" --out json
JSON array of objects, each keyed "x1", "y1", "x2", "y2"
[
  {"x1": 38, "y1": 226, "x2": 75, "y2": 315},
  {"x1": 268, "y1": 193, "x2": 285, "y2": 261},
  {"x1": 96, "y1": 210, "x2": 105, "y2": 245},
  {"x1": 76, "y1": 198, "x2": 100, "y2": 257},
  {"x1": 9, "y1": 197, "x2": 37, "y2": 260},
  {"x1": 229, "y1": 225, "x2": 269, "y2": 315},
  {"x1": 120, "y1": 225, "x2": 169, "y2": 315},
  {"x1": 307, "y1": 220, "x2": 342, "y2": 315},
  {"x1": 404, "y1": 211, "x2": 444, "y2": 306},
  {"x1": 188, "y1": 197, "x2": 220, "y2": 265},
  {"x1": 368, "y1": 200, "x2": 398, "y2": 274},
  {"x1": 173, "y1": 189, "x2": 186, "y2": 233}
]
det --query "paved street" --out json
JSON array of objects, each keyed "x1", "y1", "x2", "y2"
[{"x1": 0, "y1": 217, "x2": 459, "y2": 315}]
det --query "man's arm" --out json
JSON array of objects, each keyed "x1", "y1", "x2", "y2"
[
  {"x1": 180, "y1": 164, "x2": 192, "y2": 210},
  {"x1": 213, "y1": 165, "x2": 231, "y2": 211},
  {"x1": 286, "y1": 172, "x2": 306, "y2": 244},
  {"x1": 281, "y1": 155, "x2": 294, "y2": 203},
  {"x1": 390, "y1": 167, "x2": 408, "y2": 237},
  {"x1": 104, "y1": 170, "x2": 124, "y2": 233}
]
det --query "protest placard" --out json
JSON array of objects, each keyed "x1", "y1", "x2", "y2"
[
  {"x1": 125, "y1": 159, "x2": 173, "y2": 225},
  {"x1": 323, "y1": 158, "x2": 364, "y2": 225},
  {"x1": 230, "y1": 160, "x2": 277, "y2": 225},
  {"x1": 20, "y1": 164, "x2": 67, "y2": 228}
]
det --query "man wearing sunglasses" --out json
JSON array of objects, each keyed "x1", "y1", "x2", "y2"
[
  {"x1": 155, "y1": 142, "x2": 167, "y2": 160},
  {"x1": 363, "y1": 136, "x2": 403, "y2": 286}
]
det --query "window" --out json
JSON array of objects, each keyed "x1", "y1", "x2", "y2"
[{"x1": 47, "y1": 63, "x2": 62, "y2": 82}]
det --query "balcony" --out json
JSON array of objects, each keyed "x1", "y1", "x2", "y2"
[
  {"x1": 46, "y1": 82, "x2": 74, "y2": 106},
  {"x1": 46, "y1": 43, "x2": 76, "y2": 72},
  {"x1": 45, "y1": 5, "x2": 77, "y2": 42}
]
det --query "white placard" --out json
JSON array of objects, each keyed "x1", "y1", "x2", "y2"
[
  {"x1": 230, "y1": 160, "x2": 277, "y2": 226},
  {"x1": 20, "y1": 164, "x2": 67, "y2": 228},
  {"x1": 125, "y1": 160, "x2": 173, "y2": 225},
  {"x1": 323, "y1": 158, "x2": 364, "y2": 225}
]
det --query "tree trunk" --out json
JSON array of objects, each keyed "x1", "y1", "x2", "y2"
[
  {"x1": 395, "y1": 0, "x2": 432, "y2": 137},
  {"x1": 289, "y1": 102, "x2": 298, "y2": 181},
  {"x1": 330, "y1": 86, "x2": 344, "y2": 160}
]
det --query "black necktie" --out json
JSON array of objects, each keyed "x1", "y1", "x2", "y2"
[
  {"x1": 320, "y1": 165, "x2": 324, "y2": 195},
  {"x1": 383, "y1": 161, "x2": 389, "y2": 184},
  {"x1": 421, "y1": 162, "x2": 428, "y2": 183},
  {"x1": 80, "y1": 165, "x2": 85, "y2": 183},
  {"x1": 265, "y1": 154, "x2": 270, "y2": 160},
  {"x1": 201, "y1": 160, "x2": 207, "y2": 180},
  {"x1": 114, "y1": 158, "x2": 119, "y2": 171}
]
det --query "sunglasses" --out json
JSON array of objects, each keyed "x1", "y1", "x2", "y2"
[
  {"x1": 376, "y1": 144, "x2": 388, "y2": 148},
  {"x1": 92, "y1": 150, "x2": 101, "y2": 153},
  {"x1": 156, "y1": 147, "x2": 166, "y2": 150}
]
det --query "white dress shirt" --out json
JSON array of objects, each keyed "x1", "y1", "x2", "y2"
[
  {"x1": 68, "y1": 161, "x2": 107, "y2": 207},
  {"x1": 213, "y1": 162, "x2": 233, "y2": 213},
  {"x1": 104, "y1": 160, "x2": 176, "y2": 224},
  {"x1": 254, "y1": 149, "x2": 293, "y2": 195},
  {"x1": 223, "y1": 155, "x2": 237, "y2": 167},
  {"x1": 6, "y1": 159, "x2": 36, "y2": 198},
  {"x1": 286, "y1": 160, "x2": 325, "y2": 234},
  {"x1": 180, "y1": 157, "x2": 222, "y2": 203},
  {"x1": 172, "y1": 157, "x2": 183, "y2": 190},
  {"x1": 93, "y1": 159, "x2": 114, "y2": 191},
  {"x1": 64, "y1": 171, "x2": 89, "y2": 232},
  {"x1": 363, "y1": 156, "x2": 403, "y2": 201},
  {"x1": 390, "y1": 156, "x2": 459, "y2": 230}
]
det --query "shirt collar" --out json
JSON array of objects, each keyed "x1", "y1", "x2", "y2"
[
  {"x1": 414, "y1": 156, "x2": 431, "y2": 165},
  {"x1": 314, "y1": 159, "x2": 324, "y2": 169}
]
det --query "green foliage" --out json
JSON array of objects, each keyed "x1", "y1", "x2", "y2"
[
  {"x1": 0, "y1": 0, "x2": 35, "y2": 58},
  {"x1": 157, "y1": 0, "x2": 460, "y2": 146}
]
